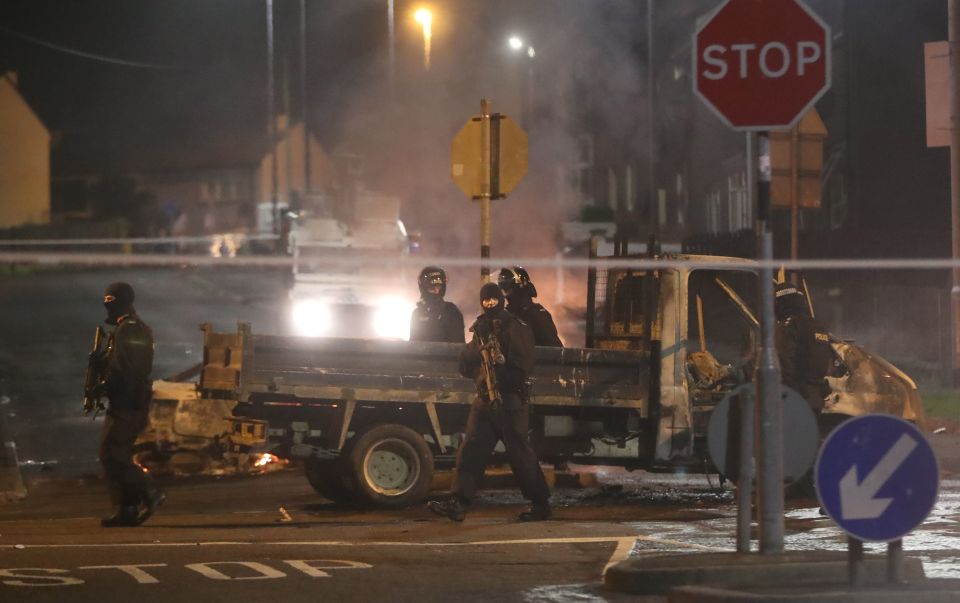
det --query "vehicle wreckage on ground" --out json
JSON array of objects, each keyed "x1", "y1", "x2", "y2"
[{"x1": 186, "y1": 253, "x2": 923, "y2": 507}]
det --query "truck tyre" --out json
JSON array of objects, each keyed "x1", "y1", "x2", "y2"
[
  {"x1": 304, "y1": 458, "x2": 359, "y2": 505},
  {"x1": 346, "y1": 424, "x2": 434, "y2": 508}
]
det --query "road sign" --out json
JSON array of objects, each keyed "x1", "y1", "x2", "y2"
[
  {"x1": 693, "y1": 0, "x2": 831, "y2": 130},
  {"x1": 708, "y1": 384, "x2": 818, "y2": 483},
  {"x1": 451, "y1": 112, "x2": 528, "y2": 199},
  {"x1": 816, "y1": 415, "x2": 939, "y2": 542},
  {"x1": 770, "y1": 108, "x2": 826, "y2": 209}
]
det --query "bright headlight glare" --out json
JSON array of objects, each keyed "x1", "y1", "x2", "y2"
[
  {"x1": 293, "y1": 299, "x2": 331, "y2": 337},
  {"x1": 372, "y1": 298, "x2": 414, "y2": 340}
]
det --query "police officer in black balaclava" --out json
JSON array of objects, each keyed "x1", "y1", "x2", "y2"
[
  {"x1": 428, "y1": 282, "x2": 551, "y2": 522},
  {"x1": 96, "y1": 282, "x2": 165, "y2": 526},
  {"x1": 409, "y1": 266, "x2": 465, "y2": 343},
  {"x1": 774, "y1": 281, "x2": 834, "y2": 415},
  {"x1": 498, "y1": 266, "x2": 563, "y2": 347}
]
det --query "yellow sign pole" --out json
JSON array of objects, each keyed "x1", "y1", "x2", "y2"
[{"x1": 480, "y1": 98, "x2": 493, "y2": 282}]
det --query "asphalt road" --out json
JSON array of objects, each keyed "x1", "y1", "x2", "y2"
[{"x1": 2, "y1": 266, "x2": 960, "y2": 601}]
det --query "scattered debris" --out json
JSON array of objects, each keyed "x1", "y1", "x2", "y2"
[
  {"x1": 277, "y1": 506, "x2": 292, "y2": 522},
  {"x1": 934, "y1": 427, "x2": 948, "y2": 435}
]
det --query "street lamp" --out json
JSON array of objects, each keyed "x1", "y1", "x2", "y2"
[
  {"x1": 506, "y1": 35, "x2": 535, "y2": 128},
  {"x1": 414, "y1": 8, "x2": 432, "y2": 70}
]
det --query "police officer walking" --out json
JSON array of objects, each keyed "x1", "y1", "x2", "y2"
[
  {"x1": 428, "y1": 283, "x2": 552, "y2": 522},
  {"x1": 95, "y1": 282, "x2": 165, "y2": 527},
  {"x1": 409, "y1": 266, "x2": 465, "y2": 343},
  {"x1": 498, "y1": 266, "x2": 563, "y2": 347},
  {"x1": 774, "y1": 281, "x2": 833, "y2": 414}
]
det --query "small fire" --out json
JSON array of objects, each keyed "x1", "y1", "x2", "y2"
[{"x1": 254, "y1": 453, "x2": 280, "y2": 468}]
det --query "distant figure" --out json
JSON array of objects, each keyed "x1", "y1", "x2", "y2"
[
  {"x1": 409, "y1": 266, "x2": 465, "y2": 343},
  {"x1": 428, "y1": 283, "x2": 551, "y2": 522},
  {"x1": 94, "y1": 282, "x2": 165, "y2": 527},
  {"x1": 774, "y1": 282, "x2": 833, "y2": 414},
  {"x1": 498, "y1": 266, "x2": 563, "y2": 347}
]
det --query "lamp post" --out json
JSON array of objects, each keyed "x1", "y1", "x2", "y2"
[
  {"x1": 506, "y1": 35, "x2": 535, "y2": 128},
  {"x1": 414, "y1": 8, "x2": 433, "y2": 71}
]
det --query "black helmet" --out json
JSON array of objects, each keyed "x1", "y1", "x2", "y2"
[
  {"x1": 497, "y1": 266, "x2": 538, "y2": 298},
  {"x1": 418, "y1": 266, "x2": 447, "y2": 297},
  {"x1": 774, "y1": 282, "x2": 807, "y2": 319}
]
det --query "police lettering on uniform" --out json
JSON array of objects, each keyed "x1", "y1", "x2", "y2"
[
  {"x1": 94, "y1": 282, "x2": 165, "y2": 527},
  {"x1": 497, "y1": 266, "x2": 563, "y2": 347},
  {"x1": 409, "y1": 266, "x2": 465, "y2": 343},
  {"x1": 774, "y1": 281, "x2": 833, "y2": 414},
  {"x1": 428, "y1": 283, "x2": 552, "y2": 522}
]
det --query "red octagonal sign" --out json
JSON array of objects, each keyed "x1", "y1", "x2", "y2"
[{"x1": 694, "y1": 0, "x2": 831, "y2": 130}]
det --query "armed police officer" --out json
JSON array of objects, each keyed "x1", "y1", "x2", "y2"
[
  {"x1": 774, "y1": 281, "x2": 833, "y2": 415},
  {"x1": 428, "y1": 283, "x2": 552, "y2": 522},
  {"x1": 91, "y1": 282, "x2": 165, "y2": 527},
  {"x1": 409, "y1": 266, "x2": 465, "y2": 343},
  {"x1": 498, "y1": 266, "x2": 563, "y2": 347}
]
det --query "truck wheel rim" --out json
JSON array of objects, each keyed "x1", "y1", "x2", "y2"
[{"x1": 362, "y1": 437, "x2": 421, "y2": 496}]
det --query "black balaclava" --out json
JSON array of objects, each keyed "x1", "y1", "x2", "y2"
[
  {"x1": 104, "y1": 281, "x2": 136, "y2": 325},
  {"x1": 480, "y1": 282, "x2": 504, "y2": 316}
]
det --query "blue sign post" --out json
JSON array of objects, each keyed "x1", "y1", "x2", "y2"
[
  {"x1": 816, "y1": 414, "x2": 939, "y2": 542},
  {"x1": 817, "y1": 414, "x2": 939, "y2": 585}
]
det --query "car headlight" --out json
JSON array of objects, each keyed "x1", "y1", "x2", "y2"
[
  {"x1": 371, "y1": 298, "x2": 414, "y2": 340},
  {"x1": 292, "y1": 299, "x2": 332, "y2": 337}
]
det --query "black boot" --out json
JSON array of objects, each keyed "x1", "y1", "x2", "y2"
[
  {"x1": 101, "y1": 505, "x2": 140, "y2": 527},
  {"x1": 518, "y1": 502, "x2": 551, "y2": 522},
  {"x1": 138, "y1": 488, "x2": 166, "y2": 525},
  {"x1": 427, "y1": 498, "x2": 466, "y2": 522}
]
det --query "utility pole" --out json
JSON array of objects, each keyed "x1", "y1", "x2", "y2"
[
  {"x1": 300, "y1": 0, "x2": 311, "y2": 194},
  {"x1": 387, "y1": 0, "x2": 396, "y2": 101},
  {"x1": 266, "y1": 0, "x2": 278, "y2": 236},
  {"x1": 950, "y1": 0, "x2": 960, "y2": 384},
  {"x1": 647, "y1": 0, "x2": 658, "y2": 238}
]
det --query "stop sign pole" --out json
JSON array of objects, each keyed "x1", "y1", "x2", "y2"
[{"x1": 693, "y1": 0, "x2": 831, "y2": 556}]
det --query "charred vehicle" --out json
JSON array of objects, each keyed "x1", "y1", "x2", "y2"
[
  {"x1": 133, "y1": 380, "x2": 269, "y2": 475},
  {"x1": 197, "y1": 253, "x2": 923, "y2": 507}
]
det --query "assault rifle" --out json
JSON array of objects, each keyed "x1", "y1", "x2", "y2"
[
  {"x1": 83, "y1": 326, "x2": 106, "y2": 417},
  {"x1": 477, "y1": 329, "x2": 505, "y2": 410}
]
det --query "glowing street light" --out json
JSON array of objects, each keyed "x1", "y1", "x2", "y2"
[
  {"x1": 414, "y1": 8, "x2": 433, "y2": 70},
  {"x1": 508, "y1": 36, "x2": 524, "y2": 51}
]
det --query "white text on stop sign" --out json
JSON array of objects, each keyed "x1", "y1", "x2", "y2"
[{"x1": 701, "y1": 41, "x2": 822, "y2": 80}]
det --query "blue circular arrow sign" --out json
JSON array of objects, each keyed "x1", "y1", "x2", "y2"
[{"x1": 816, "y1": 414, "x2": 939, "y2": 542}]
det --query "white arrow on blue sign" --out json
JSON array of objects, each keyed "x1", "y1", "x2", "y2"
[{"x1": 816, "y1": 414, "x2": 939, "y2": 542}]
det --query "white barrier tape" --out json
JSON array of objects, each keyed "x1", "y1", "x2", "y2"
[
  {"x1": 0, "y1": 234, "x2": 280, "y2": 246},
  {"x1": 2, "y1": 252, "x2": 960, "y2": 271}
]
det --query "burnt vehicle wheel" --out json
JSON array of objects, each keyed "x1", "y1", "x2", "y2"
[
  {"x1": 346, "y1": 424, "x2": 434, "y2": 508},
  {"x1": 303, "y1": 458, "x2": 359, "y2": 504}
]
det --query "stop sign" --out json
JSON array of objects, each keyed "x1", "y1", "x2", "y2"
[{"x1": 694, "y1": 0, "x2": 831, "y2": 130}]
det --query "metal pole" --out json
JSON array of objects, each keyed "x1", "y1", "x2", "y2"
[
  {"x1": 887, "y1": 539, "x2": 904, "y2": 584},
  {"x1": 736, "y1": 387, "x2": 755, "y2": 553},
  {"x1": 949, "y1": 0, "x2": 960, "y2": 385},
  {"x1": 737, "y1": 131, "x2": 757, "y2": 554},
  {"x1": 647, "y1": 0, "x2": 657, "y2": 235},
  {"x1": 480, "y1": 99, "x2": 492, "y2": 282},
  {"x1": 848, "y1": 537, "x2": 865, "y2": 586},
  {"x1": 756, "y1": 131, "x2": 784, "y2": 554},
  {"x1": 790, "y1": 125, "x2": 800, "y2": 268},
  {"x1": 387, "y1": 0, "x2": 395, "y2": 100},
  {"x1": 300, "y1": 0, "x2": 311, "y2": 194},
  {"x1": 266, "y1": 0, "x2": 278, "y2": 236}
]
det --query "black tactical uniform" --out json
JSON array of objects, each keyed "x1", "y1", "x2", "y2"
[
  {"x1": 498, "y1": 266, "x2": 563, "y2": 347},
  {"x1": 774, "y1": 282, "x2": 833, "y2": 413},
  {"x1": 409, "y1": 266, "x2": 465, "y2": 343},
  {"x1": 97, "y1": 282, "x2": 164, "y2": 527},
  {"x1": 428, "y1": 283, "x2": 551, "y2": 522}
]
